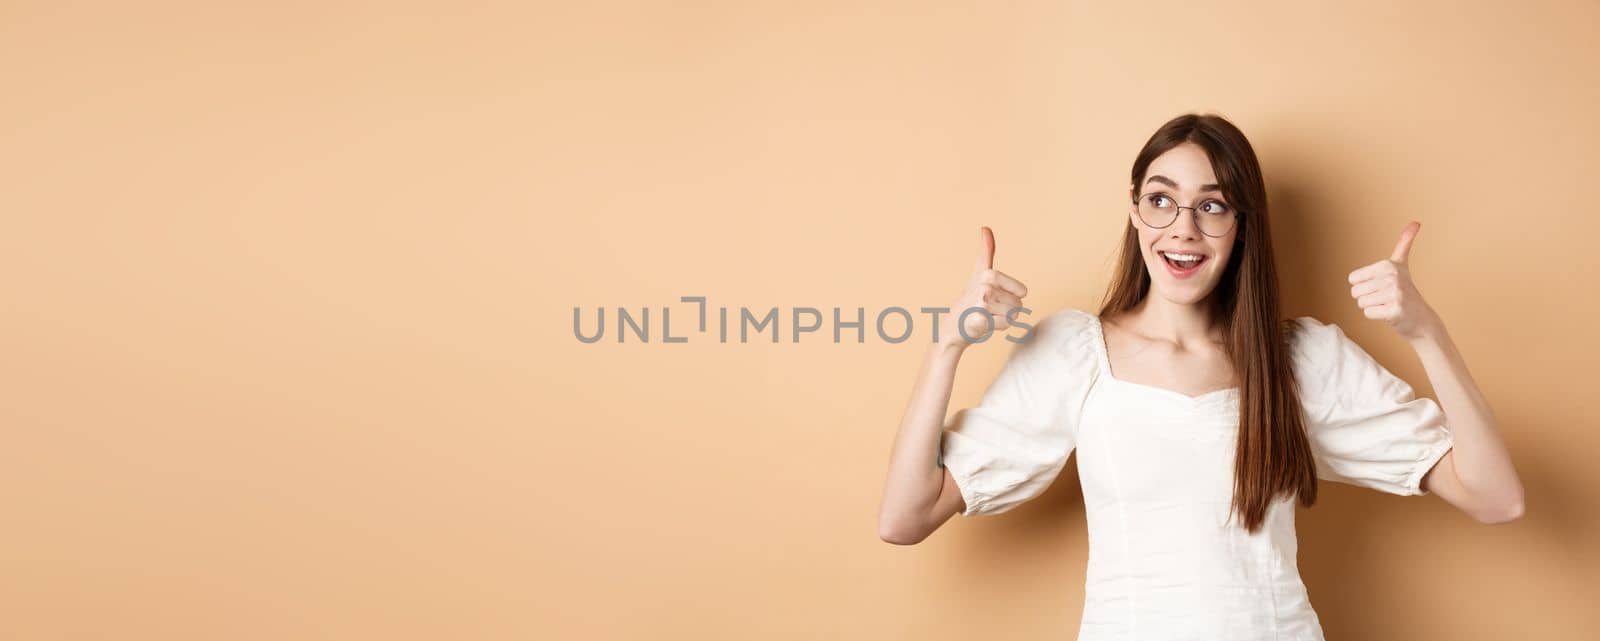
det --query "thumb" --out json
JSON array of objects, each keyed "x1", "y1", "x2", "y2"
[
  {"x1": 975, "y1": 226, "x2": 995, "y2": 272},
  {"x1": 1390, "y1": 221, "x2": 1420, "y2": 263}
]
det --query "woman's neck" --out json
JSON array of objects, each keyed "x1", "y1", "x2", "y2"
[{"x1": 1122, "y1": 296, "x2": 1224, "y2": 348}]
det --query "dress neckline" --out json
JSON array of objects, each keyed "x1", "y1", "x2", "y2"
[{"x1": 1084, "y1": 311, "x2": 1241, "y2": 404}]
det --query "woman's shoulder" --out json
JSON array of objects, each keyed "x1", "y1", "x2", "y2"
[
  {"x1": 1283, "y1": 314, "x2": 1386, "y2": 407},
  {"x1": 1020, "y1": 307, "x2": 1098, "y2": 347},
  {"x1": 1005, "y1": 307, "x2": 1103, "y2": 373},
  {"x1": 1033, "y1": 306, "x2": 1098, "y2": 331},
  {"x1": 1282, "y1": 314, "x2": 1354, "y2": 357},
  {"x1": 1283, "y1": 314, "x2": 1342, "y2": 367}
]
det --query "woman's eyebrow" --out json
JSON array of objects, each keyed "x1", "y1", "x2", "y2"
[{"x1": 1145, "y1": 174, "x2": 1221, "y2": 192}]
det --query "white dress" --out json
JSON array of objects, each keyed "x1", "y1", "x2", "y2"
[{"x1": 939, "y1": 308, "x2": 1455, "y2": 641}]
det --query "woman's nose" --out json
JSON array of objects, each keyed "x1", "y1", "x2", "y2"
[{"x1": 1169, "y1": 209, "x2": 1203, "y2": 238}]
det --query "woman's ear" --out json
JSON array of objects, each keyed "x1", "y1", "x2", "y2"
[{"x1": 1130, "y1": 186, "x2": 1147, "y2": 234}]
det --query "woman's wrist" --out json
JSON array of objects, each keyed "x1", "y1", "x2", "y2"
[{"x1": 928, "y1": 339, "x2": 969, "y2": 359}]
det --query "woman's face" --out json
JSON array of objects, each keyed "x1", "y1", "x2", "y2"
[{"x1": 1128, "y1": 142, "x2": 1239, "y2": 305}]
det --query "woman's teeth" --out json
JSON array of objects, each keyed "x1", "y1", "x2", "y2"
[{"x1": 1161, "y1": 251, "x2": 1205, "y2": 269}]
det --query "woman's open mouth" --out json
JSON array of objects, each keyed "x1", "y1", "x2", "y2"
[{"x1": 1159, "y1": 250, "x2": 1207, "y2": 279}]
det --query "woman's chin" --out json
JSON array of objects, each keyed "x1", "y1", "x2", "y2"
[{"x1": 1148, "y1": 274, "x2": 1217, "y2": 304}]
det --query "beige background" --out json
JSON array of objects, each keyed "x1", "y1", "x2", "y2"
[{"x1": 2, "y1": 1, "x2": 1596, "y2": 639}]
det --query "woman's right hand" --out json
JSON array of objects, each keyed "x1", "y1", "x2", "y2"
[{"x1": 939, "y1": 226, "x2": 1029, "y2": 349}]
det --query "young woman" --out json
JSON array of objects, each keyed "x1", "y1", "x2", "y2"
[{"x1": 876, "y1": 113, "x2": 1524, "y2": 640}]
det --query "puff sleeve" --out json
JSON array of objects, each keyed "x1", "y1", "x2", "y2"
[
  {"x1": 1289, "y1": 316, "x2": 1455, "y2": 496},
  {"x1": 939, "y1": 310, "x2": 1099, "y2": 517}
]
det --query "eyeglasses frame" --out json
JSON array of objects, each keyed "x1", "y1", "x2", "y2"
[{"x1": 1132, "y1": 192, "x2": 1243, "y2": 238}]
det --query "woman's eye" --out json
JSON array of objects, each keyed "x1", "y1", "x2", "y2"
[
  {"x1": 1202, "y1": 200, "x2": 1230, "y2": 214},
  {"x1": 1149, "y1": 195, "x2": 1173, "y2": 208}
]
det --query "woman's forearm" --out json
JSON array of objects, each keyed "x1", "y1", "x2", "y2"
[
  {"x1": 1409, "y1": 317, "x2": 1525, "y2": 518},
  {"x1": 877, "y1": 341, "x2": 967, "y2": 543},
  {"x1": 879, "y1": 227, "x2": 1030, "y2": 543}
]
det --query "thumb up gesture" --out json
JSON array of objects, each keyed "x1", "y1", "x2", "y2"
[
  {"x1": 1347, "y1": 221, "x2": 1441, "y2": 341},
  {"x1": 940, "y1": 226, "x2": 1030, "y2": 348}
]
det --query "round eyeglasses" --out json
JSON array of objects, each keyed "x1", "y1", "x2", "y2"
[{"x1": 1135, "y1": 192, "x2": 1240, "y2": 238}]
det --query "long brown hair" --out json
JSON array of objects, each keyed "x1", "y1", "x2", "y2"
[{"x1": 1097, "y1": 113, "x2": 1317, "y2": 533}]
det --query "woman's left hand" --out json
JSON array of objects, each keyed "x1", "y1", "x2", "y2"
[{"x1": 1347, "y1": 221, "x2": 1442, "y2": 341}]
